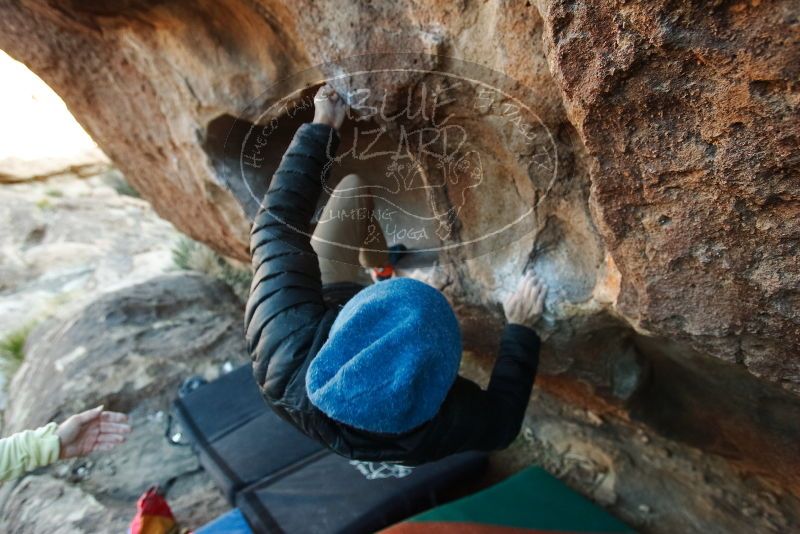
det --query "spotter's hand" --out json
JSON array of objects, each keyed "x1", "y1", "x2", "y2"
[
  {"x1": 56, "y1": 405, "x2": 131, "y2": 459},
  {"x1": 504, "y1": 271, "x2": 548, "y2": 329},
  {"x1": 312, "y1": 84, "x2": 347, "y2": 131}
]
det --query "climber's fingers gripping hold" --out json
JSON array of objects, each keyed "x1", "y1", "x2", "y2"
[
  {"x1": 313, "y1": 83, "x2": 347, "y2": 131},
  {"x1": 504, "y1": 271, "x2": 548, "y2": 329}
]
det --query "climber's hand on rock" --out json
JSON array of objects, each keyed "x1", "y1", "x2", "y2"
[
  {"x1": 504, "y1": 271, "x2": 547, "y2": 328},
  {"x1": 313, "y1": 84, "x2": 347, "y2": 131},
  {"x1": 57, "y1": 406, "x2": 131, "y2": 459}
]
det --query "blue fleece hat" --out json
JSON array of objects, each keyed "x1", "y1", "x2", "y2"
[{"x1": 306, "y1": 278, "x2": 462, "y2": 434}]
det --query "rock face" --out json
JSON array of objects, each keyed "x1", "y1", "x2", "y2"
[
  {"x1": 539, "y1": 0, "x2": 800, "y2": 388},
  {"x1": 0, "y1": 1, "x2": 797, "y2": 531},
  {"x1": 1, "y1": 273, "x2": 243, "y2": 532},
  {"x1": 0, "y1": 171, "x2": 180, "y2": 339},
  {"x1": 0, "y1": 169, "x2": 184, "y2": 409}
]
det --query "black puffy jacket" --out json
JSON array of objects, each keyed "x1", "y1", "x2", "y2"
[{"x1": 245, "y1": 123, "x2": 541, "y2": 465}]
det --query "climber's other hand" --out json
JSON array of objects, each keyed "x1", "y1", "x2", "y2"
[
  {"x1": 504, "y1": 271, "x2": 548, "y2": 328},
  {"x1": 312, "y1": 84, "x2": 347, "y2": 131},
  {"x1": 57, "y1": 406, "x2": 131, "y2": 459}
]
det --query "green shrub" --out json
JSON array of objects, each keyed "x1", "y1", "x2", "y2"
[
  {"x1": 0, "y1": 324, "x2": 34, "y2": 377},
  {"x1": 171, "y1": 236, "x2": 196, "y2": 271},
  {"x1": 172, "y1": 236, "x2": 251, "y2": 301},
  {"x1": 113, "y1": 179, "x2": 141, "y2": 198},
  {"x1": 101, "y1": 169, "x2": 141, "y2": 198}
]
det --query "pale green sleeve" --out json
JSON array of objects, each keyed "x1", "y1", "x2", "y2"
[{"x1": 0, "y1": 422, "x2": 61, "y2": 481}]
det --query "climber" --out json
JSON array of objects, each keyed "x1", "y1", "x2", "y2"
[
  {"x1": 0, "y1": 405, "x2": 131, "y2": 481},
  {"x1": 245, "y1": 83, "x2": 547, "y2": 465}
]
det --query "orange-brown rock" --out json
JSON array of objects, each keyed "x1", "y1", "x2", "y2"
[{"x1": 0, "y1": 1, "x2": 797, "y2": 531}]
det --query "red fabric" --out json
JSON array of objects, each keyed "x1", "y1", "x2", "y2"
[
  {"x1": 373, "y1": 265, "x2": 395, "y2": 280},
  {"x1": 129, "y1": 486, "x2": 178, "y2": 534}
]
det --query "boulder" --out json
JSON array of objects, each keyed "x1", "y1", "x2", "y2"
[
  {"x1": 0, "y1": 169, "x2": 185, "y2": 410},
  {"x1": 1, "y1": 273, "x2": 244, "y2": 530},
  {"x1": 0, "y1": 1, "x2": 797, "y2": 531},
  {"x1": 0, "y1": 171, "x2": 181, "y2": 340},
  {"x1": 538, "y1": 0, "x2": 800, "y2": 389},
  {"x1": 0, "y1": 475, "x2": 120, "y2": 533}
]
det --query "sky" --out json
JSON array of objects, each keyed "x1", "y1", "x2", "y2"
[{"x1": 0, "y1": 49, "x2": 106, "y2": 174}]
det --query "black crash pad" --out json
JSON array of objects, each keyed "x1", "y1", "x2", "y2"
[{"x1": 173, "y1": 364, "x2": 487, "y2": 533}]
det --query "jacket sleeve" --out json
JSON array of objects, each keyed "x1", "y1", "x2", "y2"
[
  {"x1": 245, "y1": 123, "x2": 340, "y2": 404},
  {"x1": 421, "y1": 324, "x2": 540, "y2": 459},
  {"x1": 0, "y1": 423, "x2": 60, "y2": 481}
]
